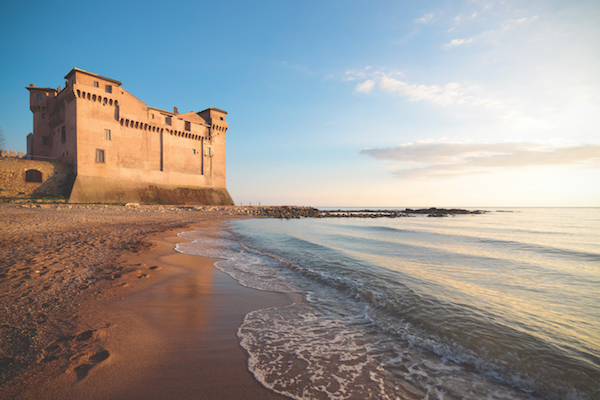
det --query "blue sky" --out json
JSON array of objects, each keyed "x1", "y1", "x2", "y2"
[{"x1": 1, "y1": 0, "x2": 598, "y2": 206}]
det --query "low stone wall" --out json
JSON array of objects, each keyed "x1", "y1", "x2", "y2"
[
  {"x1": 0, "y1": 157, "x2": 74, "y2": 197},
  {"x1": 69, "y1": 175, "x2": 234, "y2": 205}
]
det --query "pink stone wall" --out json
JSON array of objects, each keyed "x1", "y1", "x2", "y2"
[{"x1": 26, "y1": 68, "x2": 231, "y2": 204}]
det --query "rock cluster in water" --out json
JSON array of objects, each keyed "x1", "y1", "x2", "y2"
[
  {"x1": 246, "y1": 206, "x2": 320, "y2": 218},
  {"x1": 244, "y1": 206, "x2": 486, "y2": 219}
]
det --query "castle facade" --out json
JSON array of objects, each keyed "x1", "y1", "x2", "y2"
[{"x1": 26, "y1": 68, "x2": 233, "y2": 204}]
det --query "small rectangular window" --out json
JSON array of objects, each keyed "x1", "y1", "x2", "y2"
[
  {"x1": 94, "y1": 81, "x2": 99, "y2": 88},
  {"x1": 192, "y1": 149, "x2": 197, "y2": 154},
  {"x1": 185, "y1": 121, "x2": 191, "y2": 131},
  {"x1": 105, "y1": 85, "x2": 112, "y2": 93},
  {"x1": 37, "y1": 94, "x2": 42, "y2": 100},
  {"x1": 104, "y1": 129, "x2": 111, "y2": 140},
  {"x1": 165, "y1": 116, "x2": 172, "y2": 126},
  {"x1": 43, "y1": 137, "x2": 50, "y2": 145},
  {"x1": 205, "y1": 146, "x2": 212, "y2": 157},
  {"x1": 96, "y1": 149, "x2": 105, "y2": 163},
  {"x1": 61, "y1": 126, "x2": 66, "y2": 143},
  {"x1": 42, "y1": 113, "x2": 46, "y2": 119}
]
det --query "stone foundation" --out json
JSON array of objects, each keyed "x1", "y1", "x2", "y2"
[{"x1": 69, "y1": 175, "x2": 234, "y2": 205}]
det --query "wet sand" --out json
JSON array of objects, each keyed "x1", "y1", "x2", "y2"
[{"x1": 0, "y1": 204, "x2": 291, "y2": 399}]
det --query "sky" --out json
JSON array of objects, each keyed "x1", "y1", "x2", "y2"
[{"x1": 0, "y1": 0, "x2": 598, "y2": 207}]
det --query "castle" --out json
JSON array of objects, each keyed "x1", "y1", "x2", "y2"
[{"x1": 23, "y1": 68, "x2": 233, "y2": 204}]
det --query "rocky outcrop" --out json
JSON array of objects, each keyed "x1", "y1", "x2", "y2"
[{"x1": 240, "y1": 207, "x2": 486, "y2": 219}]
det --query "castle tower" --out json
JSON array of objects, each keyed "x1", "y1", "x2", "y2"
[{"x1": 25, "y1": 68, "x2": 233, "y2": 205}]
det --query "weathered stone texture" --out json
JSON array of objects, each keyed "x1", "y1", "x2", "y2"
[
  {"x1": 0, "y1": 158, "x2": 74, "y2": 197},
  {"x1": 69, "y1": 175, "x2": 233, "y2": 205},
  {"x1": 24, "y1": 68, "x2": 232, "y2": 204}
]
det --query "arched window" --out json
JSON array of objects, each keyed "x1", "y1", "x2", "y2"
[{"x1": 25, "y1": 169, "x2": 43, "y2": 183}]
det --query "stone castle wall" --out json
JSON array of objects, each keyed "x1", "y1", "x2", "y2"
[
  {"x1": 21, "y1": 68, "x2": 232, "y2": 205},
  {"x1": 69, "y1": 175, "x2": 233, "y2": 205},
  {"x1": 0, "y1": 156, "x2": 74, "y2": 197}
]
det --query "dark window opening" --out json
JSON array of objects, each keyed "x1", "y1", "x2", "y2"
[
  {"x1": 185, "y1": 121, "x2": 191, "y2": 131},
  {"x1": 94, "y1": 81, "x2": 99, "y2": 87},
  {"x1": 25, "y1": 170, "x2": 43, "y2": 183},
  {"x1": 37, "y1": 94, "x2": 42, "y2": 100},
  {"x1": 165, "y1": 116, "x2": 172, "y2": 126},
  {"x1": 105, "y1": 85, "x2": 112, "y2": 93},
  {"x1": 220, "y1": 117, "x2": 223, "y2": 120},
  {"x1": 42, "y1": 137, "x2": 50, "y2": 145},
  {"x1": 96, "y1": 149, "x2": 105, "y2": 163}
]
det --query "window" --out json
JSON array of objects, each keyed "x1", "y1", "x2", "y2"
[
  {"x1": 165, "y1": 116, "x2": 172, "y2": 126},
  {"x1": 104, "y1": 129, "x2": 111, "y2": 140},
  {"x1": 25, "y1": 170, "x2": 43, "y2": 183},
  {"x1": 94, "y1": 81, "x2": 99, "y2": 87},
  {"x1": 220, "y1": 117, "x2": 224, "y2": 120},
  {"x1": 105, "y1": 85, "x2": 112, "y2": 93},
  {"x1": 184, "y1": 121, "x2": 191, "y2": 131},
  {"x1": 43, "y1": 137, "x2": 50, "y2": 145},
  {"x1": 37, "y1": 94, "x2": 42, "y2": 100},
  {"x1": 192, "y1": 149, "x2": 197, "y2": 154},
  {"x1": 205, "y1": 146, "x2": 212, "y2": 157},
  {"x1": 61, "y1": 126, "x2": 66, "y2": 143},
  {"x1": 42, "y1": 113, "x2": 46, "y2": 119},
  {"x1": 96, "y1": 149, "x2": 105, "y2": 163},
  {"x1": 151, "y1": 113, "x2": 154, "y2": 119}
]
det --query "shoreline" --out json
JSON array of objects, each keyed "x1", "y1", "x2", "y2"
[{"x1": 0, "y1": 204, "x2": 292, "y2": 399}]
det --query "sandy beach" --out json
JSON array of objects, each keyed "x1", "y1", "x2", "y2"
[{"x1": 0, "y1": 203, "x2": 292, "y2": 399}]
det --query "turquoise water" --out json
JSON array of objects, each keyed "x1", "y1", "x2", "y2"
[{"x1": 177, "y1": 208, "x2": 600, "y2": 399}]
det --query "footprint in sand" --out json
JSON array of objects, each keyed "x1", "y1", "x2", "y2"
[{"x1": 74, "y1": 349, "x2": 110, "y2": 381}]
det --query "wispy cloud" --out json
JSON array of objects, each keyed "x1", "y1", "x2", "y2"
[
  {"x1": 343, "y1": 66, "x2": 373, "y2": 81},
  {"x1": 501, "y1": 15, "x2": 539, "y2": 30},
  {"x1": 360, "y1": 141, "x2": 600, "y2": 179},
  {"x1": 444, "y1": 12, "x2": 540, "y2": 49},
  {"x1": 444, "y1": 37, "x2": 474, "y2": 48},
  {"x1": 348, "y1": 68, "x2": 501, "y2": 108},
  {"x1": 355, "y1": 80, "x2": 375, "y2": 93},
  {"x1": 415, "y1": 13, "x2": 434, "y2": 23}
]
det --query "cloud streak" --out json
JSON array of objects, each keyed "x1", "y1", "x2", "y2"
[
  {"x1": 360, "y1": 141, "x2": 600, "y2": 179},
  {"x1": 444, "y1": 38, "x2": 474, "y2": 48},
  {"x1": 349, "y1": 68, "x2": 501, "y2": 108}
]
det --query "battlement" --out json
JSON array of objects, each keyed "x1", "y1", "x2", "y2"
[
  {"x1": 0, "y1": 149, "x2": 27, "y2": 158},
  {"x1": 23, "y1": 68, "x2": 233, "y2": 205}
]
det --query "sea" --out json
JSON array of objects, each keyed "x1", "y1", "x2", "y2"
[{"x1": 175, "y1": 208, "x2": 600, "y2": 400}]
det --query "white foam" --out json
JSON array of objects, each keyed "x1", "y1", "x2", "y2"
[
  {"x1": 175, "y1": 224, "x2": 546, "y2": 400},
  {"x1": 238, "y1": 301, "x2": 403, "y2": 400}
]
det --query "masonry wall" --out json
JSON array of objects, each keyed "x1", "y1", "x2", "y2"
[
  {"x1": 25, "y1": 68, "x2": 232, "y2": 204},
  {"x1": 0, "y1": 157, "x2": 74, "y2": 197},
  {"x1": 69, "y1": 72, "x2": 227, "y2": 189}
]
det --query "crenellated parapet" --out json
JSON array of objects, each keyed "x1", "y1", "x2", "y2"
[
  {"x1": 0, "y1": 149, "x2": 27, "y2": 158},
  {"x1": 24, "y1": 68, "x2": 232, "y2": 204}
]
